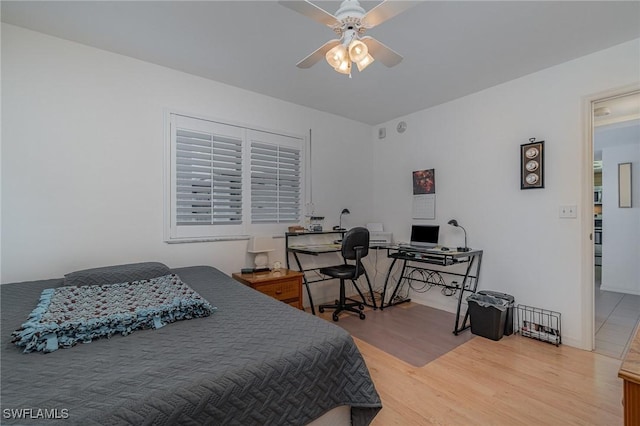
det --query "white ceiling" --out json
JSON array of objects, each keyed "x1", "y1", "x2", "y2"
[{"x1": 2, "y1": 1, "x2": 640, "y2": 125}]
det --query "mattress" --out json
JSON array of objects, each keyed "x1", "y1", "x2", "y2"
[{"x1": 1, "y1": 266, "x2": 381, "y2": 425}]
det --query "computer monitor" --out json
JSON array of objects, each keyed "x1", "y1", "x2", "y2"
[{"x1": 410, "y1": 225, "x2": 439, "y2": 248}]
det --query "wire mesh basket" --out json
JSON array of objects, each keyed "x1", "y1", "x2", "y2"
[{"x1": 516, "y1": 304, "x2": 561, "y2": 346}]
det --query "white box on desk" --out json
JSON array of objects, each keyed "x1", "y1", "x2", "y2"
[{"x1": 370, "y1": 232, "x2": 392, "y2": 246}]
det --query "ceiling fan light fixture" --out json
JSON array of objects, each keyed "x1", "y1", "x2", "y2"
[
  {"x1": 355, "y1": 53, "x2": 374, "y2": 71},
  {"x1": 325, "y1": 44, "x2": 348, "y2": 69},
  {"x1": 334, "y1": 59, "x2": 351, "y2": 74},
  {"x1": 348, "y1": 39, "x2": 368, "y2": 63},
  {"x1": 280, "y1": 0, "x2": 412, "y2": 74}
]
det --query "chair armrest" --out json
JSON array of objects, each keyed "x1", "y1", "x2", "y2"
[{"x1": 354, "y1": 246, "x2": 364, "y2": 277}]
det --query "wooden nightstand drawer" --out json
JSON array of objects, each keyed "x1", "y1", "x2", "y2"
[
  {"x1": 232, "y1": 269, "x2": 304, "y2": 310},
  {"x1": 256, "y1": 279, "x2": 299, "y2": 301}
]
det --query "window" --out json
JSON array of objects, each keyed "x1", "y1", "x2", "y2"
[
  {"x1": 175, "y1": 128, "x2": 243, "y2": 226},
  {"x1": 249, "y1": 130, "x2": 301, "y2": 224},
  {"x1": 166, "y1": 113, "x2": 304, "y2": 242}
]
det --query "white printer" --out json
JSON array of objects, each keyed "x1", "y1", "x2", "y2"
[{"x1": 366, "y1": 223, "x2": 393, "y2": 246}]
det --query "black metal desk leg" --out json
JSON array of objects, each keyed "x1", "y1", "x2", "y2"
[
  {"x1": 474, "y1": 252, "x2": 483, "y2": 288},
  {"x1": 380, "y1": 257, "x2": 398, "y2": 310},
  {"x1": 457, "y1": 252, "x2": 482, "y2": 333},
  {"x1": 285, "y1": 234, "x2": 291, "y2": 270},
  {"x1": 387, "y1": 260, "x2": 411, "y2": 308},
  {"x1": 362, "y1": 268, "x2": 377, "y2": 309},
  {"x1": 453, "y1": 254, "x2": 477, "y2": 335},
  {"x1": 292, "y1": 252, "x2": 316, "y2": 316},
  {"x1": 348, "y1": 279, "x2": 368, "y2": 308},
  {"x1": 349, "y1": 268, "x2": 377, "y2": 310}
]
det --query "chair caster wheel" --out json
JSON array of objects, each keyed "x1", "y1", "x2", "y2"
[
  {"x1": 318, "y1": 307, "x2": 325, "y2": 313},
  {"x1": 359, "y1": 304, "x2": 365, "y2": 310},
  {"x1": 332, "y1": 313, "x2": 339, "y2": 322},
  {"x1": 359, "y1": 313, "x2": 366, "y2": 320}
]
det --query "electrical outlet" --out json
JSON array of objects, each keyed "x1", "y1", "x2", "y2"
[{"x1": 559, "y1": 205, "x2": 577, "y2": 218}]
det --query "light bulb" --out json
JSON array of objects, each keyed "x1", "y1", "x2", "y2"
[
  {"x1": 325, "y1": 44, "x2": 348, "y2": 69},
  {"x1": 348, "y1": 39, "x2": 368, "y2": 63},
  {"x1": 334, "y1": 59, "x2": 351, "y2": 75}
]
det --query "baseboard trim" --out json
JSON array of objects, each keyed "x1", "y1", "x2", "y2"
[{"x1": 600, "y1": 285, "x2": 640, "y2": 296}]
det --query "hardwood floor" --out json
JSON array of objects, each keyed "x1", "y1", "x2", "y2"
[{"x1": 319, "y1": 305, "x2": 624, "y2": 425}]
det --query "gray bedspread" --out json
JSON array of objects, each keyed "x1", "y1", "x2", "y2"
[{"x1": 1, "y1": 266, "x2": 381, "y2": 425}]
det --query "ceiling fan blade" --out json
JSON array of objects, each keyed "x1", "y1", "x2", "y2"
[
  {"x1": 361, "y1": 36, "x2": 403, "y2": 67},
  {"x1": 361, "y1": 1, "x2": 418, "y2": 29},
  {"x1": 278, "y1": 1, "x2": 340, "y2": 27},
  {"x1": 296, "y1": 39, "x2": 341, "y2": 68}
]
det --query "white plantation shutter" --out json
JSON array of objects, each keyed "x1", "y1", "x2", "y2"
[
  {"x1": 169, "y1": 114, "x2": 245, "y2": 240},
  {"x1": 166, "y1": 114, "x2": 304, "y2": 242},
  {"x1": 251, "y1": 142, "x2": 301, "y2": 223},
  {"x1": 175, "y1": 129, "x2": 243, "y2": 225}
]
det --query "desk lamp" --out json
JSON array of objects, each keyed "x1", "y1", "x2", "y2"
[
  {"x1": 447, "y1": 219, "x2": 470, "y2": 252},
  {"x1": 247, "y1": 236, "x2": 275, "y2": 272},
  {"x1": 338, "y1": 208, "x2": 350, "y2": 231}
]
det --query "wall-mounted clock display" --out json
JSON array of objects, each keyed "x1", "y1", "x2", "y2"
[
  {"x1": 525, "y1": 147, "x2": 539, "y2": 159},
  {"x1": 521, "y1": 138, "x2": 544, "y2": 189},
  {"x1": 525, "y1": 160, "x2": 539, "y2": 172},
  {"x1": 525, "y1": 173, "x2": 539, "y2": 185}
]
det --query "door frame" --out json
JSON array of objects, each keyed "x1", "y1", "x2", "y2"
[{"x1": 581, "y1": 83, "x2": 640, "y2": 351}]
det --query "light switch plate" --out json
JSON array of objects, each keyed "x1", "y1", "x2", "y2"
[{"x1": 559, "y1": 205, "x2": 577, "y2": 218}]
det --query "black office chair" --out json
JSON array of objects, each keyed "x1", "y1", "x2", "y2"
[{"x1": 318, "y1": 227, "x2": 374, "y2": 322}]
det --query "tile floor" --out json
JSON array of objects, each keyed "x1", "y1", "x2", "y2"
[{"x1": 594, "y1": 267, "x2": 640, "y2": 359}]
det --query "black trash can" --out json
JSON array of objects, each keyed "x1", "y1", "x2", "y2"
[
  {"x1": 476, "y1": 290, "x2": 515, "y2": 336},
  {"x1": 467, "y1": 292, "x2": 512, "y2": 341}
]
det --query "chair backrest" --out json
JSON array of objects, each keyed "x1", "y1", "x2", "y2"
[{"x1": 341, "y1": 227, "x2": 370, "y2": 261}]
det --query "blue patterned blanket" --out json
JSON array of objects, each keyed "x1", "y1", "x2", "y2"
[{"x1": 11, "y1": 274, "x2": 215, "y2": 353}]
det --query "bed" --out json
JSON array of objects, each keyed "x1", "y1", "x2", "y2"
[{"x1": 1, "y1": 264, "x2": 381, "y2": 425}]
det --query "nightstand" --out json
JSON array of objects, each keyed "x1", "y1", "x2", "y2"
[{"x1": 232, "y1": 269, "x2": 304, "y2": 310}]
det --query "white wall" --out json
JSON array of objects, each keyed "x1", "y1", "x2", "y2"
[
  {"x1": 0, "y1": 24, "x2": 374, "y2": 294},
  {"x1": 3, "y1": 23, "x2": 639, "y2": 348},
  {"x1": 600, "y1": 130, "x2": 640, "y2": 294},
  {"x1": 371, "y1": 39, "x2": 640, "y2": 348}
]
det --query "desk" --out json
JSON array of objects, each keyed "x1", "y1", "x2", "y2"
[
  {"x1": 285, "y1": 230, "x2": 377, "y2": 315},
  {"x1": 380, "y1": 246, "x2": 483, "y2": 335}
]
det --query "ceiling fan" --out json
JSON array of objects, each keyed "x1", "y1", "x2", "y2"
[{"x1": 279, "y1": 0, "x2": 416, "y2": 76}]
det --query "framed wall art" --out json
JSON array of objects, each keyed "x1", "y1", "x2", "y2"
[
  {"x1": 521, "y1": 138, "x2": 544, "y2": 190},
  {"x1": 412, "y1": 169, "x2": 435, "y2": 219},
  {"x1": 618, "y1": 162, "x2": 632, "y2": 208}
]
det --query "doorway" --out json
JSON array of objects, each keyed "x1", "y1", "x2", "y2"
[{"x1": 591, "y1": 90, "x2": 640, "y2": 358}]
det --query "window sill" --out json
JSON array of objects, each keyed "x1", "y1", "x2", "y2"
[{"x1": 164, "y1": 236, "x2": 250, "y2": 244}]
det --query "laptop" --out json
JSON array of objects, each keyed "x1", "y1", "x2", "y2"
[{"x1": 399, "y1": 225, "x2": 440, "y2": 251}]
